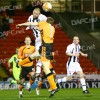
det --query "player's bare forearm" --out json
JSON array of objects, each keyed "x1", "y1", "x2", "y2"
[
  {"x1": 66, "y1": 53, "x2": 73, "y2": 56},
  {"x1": 80, "y1": 51, "x2": 88, "y2": 57},
  {"x1": 16, "y1": 22, "x2": 38, "y2": 27},
  {"x1": 8, "y1": 62, "x2": 11, "y2": 69},
  {"x1": 66, "y1": 52, "x2": 80, "y2": 57}
]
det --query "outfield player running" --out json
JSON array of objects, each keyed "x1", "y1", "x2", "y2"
[
  {"x1": 16, "y1": 17, "x2": 58, "y2": 98},
  {"x1": 18, "y1": 36, "x2": 36, "y2": 98},
  {"x1": 8, "y1": 48, "x2": 21, "y2": 87},
  {"x1": 57, "y1": 36, "x2": 89, "y2": 94}
]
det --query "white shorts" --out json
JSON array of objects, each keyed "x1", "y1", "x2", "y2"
[
  {"x1": 35, "y1": 36, "x2": 42, "y2": 51},
  {"x1": 36, "y1": 60, "x2": 42, "y2": 67},
  {"x1": 66, "y1": 62, "x2": 82, "y2": 76}
]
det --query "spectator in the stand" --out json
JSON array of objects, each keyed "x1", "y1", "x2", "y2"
[
  {"x1": 0, "y1": 13, "x2": 4, "y2": 38},
  {"x1": 0, "y1": 21, "x2": 4, "y2": 38},
  {"x1": 32, "y1": 0, "x2": 43, "y2": 10},
  {"x1": 6, "y1": 0, "x2": 16, "y2": 16},
  {"x1": 26, "y1": 1, "x2": 34, "y2": 12},
  {"x1": 8, "y1": 16, "x2": 14, "y2": 24},
  {"x1": 2, "y1": 13, "x2": 10, "y2": 31},
  {"x1": 0, "y1": 13, "x2": 3, "y2": 21},
  {"x1": 26, "y1": 0, "x2": 43, "y2": 13}
]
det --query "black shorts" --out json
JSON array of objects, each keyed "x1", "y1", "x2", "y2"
[
  {"x1": 20, "y1": 66, "x2": 34, "y2": 80},
  {"x1": 39, "y1": 41, "x2": 53, "y2": 60}
]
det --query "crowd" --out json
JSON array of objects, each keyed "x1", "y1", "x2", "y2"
[{"x1": 0, "y1": 12, "x2": 14, "y2": 38}]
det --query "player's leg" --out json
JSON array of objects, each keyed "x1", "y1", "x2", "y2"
[
  {"x1": 19, "y1": 67, "x2": 27, "y2": 98},
  {"x1": 48, "y1": 68, "x2": 56, "y2": 92},
  {"x1": 41, "y1": 43, "x2": 58, "y2": 97},
  {"x1": 13, "y1": 68, "x2": 21, "y2": 83},
  {"x1": 19, "y1": 78, "x2": 25, "y2": 98},
  {"x1": 9, "y1": 68, "x2": 20, "y2": 87},
  {"x1": 76, "y1": 62, "x2": 89, "y2": 94},
  {"x1": 36, "y1": 70, "x2": 47, "y2": 95},
  {"x1": 35, "y1": 60, "x2": 43, "y2": 95},
  {"x1": 42, "y1": 61, "x2": 58, "y2": 98},
  {"x1": 57, "y1": 62, "x2": 73, "y2": 84},
  {"x1": 36, "y1": 81, "x2": 43, "y2": 95},
  {"x1": 18, "y1": 51, "x2": 40, "y2": 66},
  {"x1": 27, "y1": 70, "x2": 36, "y2": 93},
  {"x1": 35, "y1": 68, "x2": 56, "y2": 95}
]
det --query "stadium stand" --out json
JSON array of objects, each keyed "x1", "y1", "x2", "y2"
[{"x1": 0, "y1": 9, "x2": 100, "y2": 77}]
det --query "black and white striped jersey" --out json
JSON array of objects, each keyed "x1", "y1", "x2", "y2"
[
  {"x1": 66, "y1": 43, "x2": 81, "y2": 63},
  {"x1": 26, "y1": 14, "x2": 47, "y2": 38}
]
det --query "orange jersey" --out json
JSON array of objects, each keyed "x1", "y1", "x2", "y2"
[
  {"x1": 18, "y1": 45, "x2": 35, "y2": 67},
  {"x1": 38, "y1": 21, "x2": 55, "y2": 43},
  {"x1": 49, "y1": 61, "x2": 53, "y2": 69}
]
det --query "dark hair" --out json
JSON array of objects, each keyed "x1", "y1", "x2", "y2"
[{"x1": 46, "y1": 17, "x2": 54, "y2": 25}]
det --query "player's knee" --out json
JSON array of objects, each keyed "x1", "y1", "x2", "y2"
[
  {"x1": 30, "y1": 51, "x2": 40, "y2": 59},
  {"x1": 19, "y1": 78, "x2": 25, "y2": 86},
  {"x1": 67, "y1": 76, "x2": 72, "y2": 81},
  {"x1": 46, "y1": 72, "x2": 53, "y2": 78},
  {"x1": 79, "y1": 74, "x2": 85, "y2": 79},
  {"x1": 30, "y1": 72, "x2": 36, "y2": 81}
]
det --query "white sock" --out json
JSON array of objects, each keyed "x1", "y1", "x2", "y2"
[
  {"x1": 19, "y1": 91, "x2": 22, "y2": 95},
  {"x1": 27, "y1": 82, "x2": 31, "y2": 89},
  {"x1": 57, "y1": 79, "x2": 62, "y2": 83},
  {"x1": 80, "y1": 78, "x2": 86, "y2": 91},
  {"x1": 57, "y1": 77, "x2": 67, "y2": 83}
]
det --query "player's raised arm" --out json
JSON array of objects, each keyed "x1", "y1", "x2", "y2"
[{"x1": 16, "y1": 22, "x2": 38, "y2": 28}]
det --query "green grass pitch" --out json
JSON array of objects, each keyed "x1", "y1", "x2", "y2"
[{"x1": 0, "y1": 88, "x2": 100, "y2": 100}]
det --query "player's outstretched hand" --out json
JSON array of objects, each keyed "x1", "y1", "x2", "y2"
[
  {"x1": 16, "y1": 24, "x2": 22, "y2": 28},
  {"x1": 83, "y1": 54, "x2": 88, "y2": 57}
]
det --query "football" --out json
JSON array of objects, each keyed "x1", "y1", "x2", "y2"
[{"x1": 42, "y1": 2, "x2": 52, "y2": 12}]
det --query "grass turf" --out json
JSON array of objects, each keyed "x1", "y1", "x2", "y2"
[{"x1": 0, "y1": 88, "x2": 100, "y2": 100}]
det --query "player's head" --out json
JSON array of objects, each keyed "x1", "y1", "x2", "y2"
[
  {"x1": 33, "y1": 8, "x2": 41, "y2": 18},
  {"x1": 73, "y1": 36, "x2": 80, "y2": 45},
  {"x1": 16, "y1": 48, "x2": 19, "y2": 54},
  {"x1": 46, "y1": 17, "x2": 54, "y2": 25},
  {"x1": 24, "y1": 36, "x2": 32, "y2": 45}
]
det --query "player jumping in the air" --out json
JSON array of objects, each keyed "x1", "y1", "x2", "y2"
[{"x1": 17, "y1": 7, "x2": 47, "y2": 83}]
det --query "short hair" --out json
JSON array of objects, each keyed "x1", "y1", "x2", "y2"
[
  {"x1": 73, "y1": 36, "x2": 79, "y2": 40},
  {"x1": 33, "y1": 8, "x2": 41, "y2": 13},
  {"x1": 25, "y1": 36, "x2": 31, "y2": 40},
  {"x1": 46, "y1": 17, "x2": 54, "y2": 25}
]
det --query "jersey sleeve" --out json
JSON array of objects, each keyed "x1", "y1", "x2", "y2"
[
  {"x1": 38, "y1": 21, "x2": 46, "y2": 30},
  {"x1": 8, "y1": 56, "x2": 14, "y2": 63},
  {"x1": 50, "y1": 26, "x2": 55, "y2": 38},
  {"x1": 66, "y1": 45, "x2": 73, "y2": 54},
  {"x1": 31, "y1": 46, "x2": 35, "y2": 52},
  {"x1": 27, "y1": 15, "x2": 32, "y2": 22},
  {"x1": 78, "y1": 45, "x2": 81, "y2": 53},
  {"x1": 38, "y1": 14, "x2": 47, "y2": 21},
  {"x1": 18, "y1": 46, "x2": 25, "y2": 59}
]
